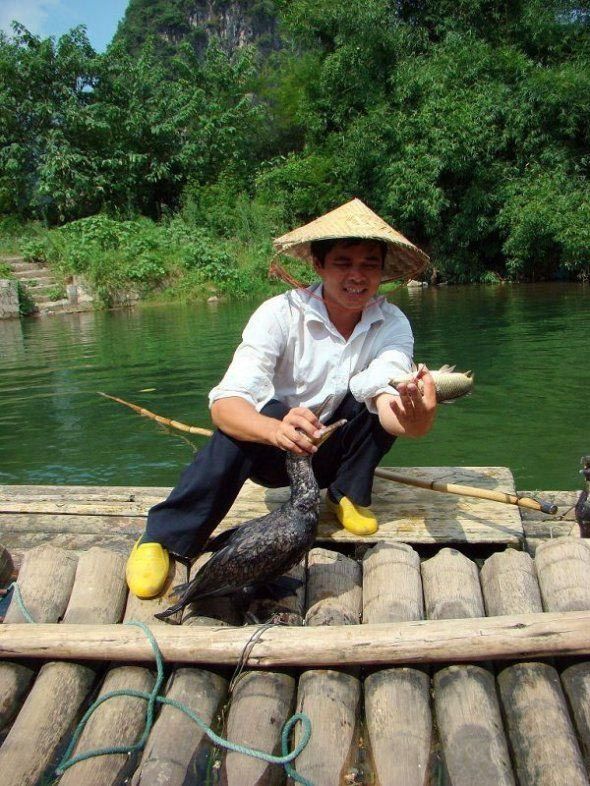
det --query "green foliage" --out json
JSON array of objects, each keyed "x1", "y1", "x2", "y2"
[
  {"x1": 16, "y1": 282, "x2": 36, "y2": 315},
  {"x1": 0, "y1": 261, "x2": 12, "y2": 277},
  {"x1": 2, "y1": 1, "x2": 590, "y2": 289}
]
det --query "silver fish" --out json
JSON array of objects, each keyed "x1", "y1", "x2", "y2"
[{"x1": 391, "y1": 364, "x2": 474, "y2": 403}]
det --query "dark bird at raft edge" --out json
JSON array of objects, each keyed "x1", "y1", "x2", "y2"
[{"x1": 154, "y1": 419, "x2": 345, "y2": 622}]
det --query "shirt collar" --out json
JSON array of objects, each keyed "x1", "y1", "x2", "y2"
[{"x1": 299, "y1": 283, "x2": 385, "y2": 334}]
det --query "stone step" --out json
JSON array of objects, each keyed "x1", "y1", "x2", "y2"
[
  {"x1": 36, "y1": 299, "x2": 71, "y2": 314},
  {"x1": 12, "y1": 267, "x2": 54, "y2": 279},
  {"x1": 15, "y1": 280, "x2": 57, "y2": 293},
  {"x1": 6, "y1": 261, "x2": 45, "y2": 273},
  {"x1": 34, "y1": 292, "x2": 66, "y2": 304}
]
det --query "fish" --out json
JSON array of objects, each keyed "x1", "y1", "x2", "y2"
[
  {"x1": 391, "y1": 364, "x2": 474, "y2": 403},
  {"x1": 154, "y1": 419, "x2": 345, "y2": 622}
]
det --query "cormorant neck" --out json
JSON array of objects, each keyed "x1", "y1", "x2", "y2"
[{"x1": 285, "y1": 452, "x2": 320, "y2": 511}]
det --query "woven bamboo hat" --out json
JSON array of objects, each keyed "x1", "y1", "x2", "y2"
[{"x1": 273, "y1": 198, "x2": 429, "y2": 283}]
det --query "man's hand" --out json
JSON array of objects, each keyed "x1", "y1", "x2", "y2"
[
  {"x1": 376, "y1": 364, "x2": 437, "y2": 437},
  {"x1": 211, "y1": 397, "x2": 324, "y2": 455},
  {"x1": 270, "y1": 407, "x2": 324, "y2": 455}
]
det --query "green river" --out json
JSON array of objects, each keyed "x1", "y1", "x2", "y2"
[{"x1": 0, "y1": 282, "x2": 586, "y2": 491}]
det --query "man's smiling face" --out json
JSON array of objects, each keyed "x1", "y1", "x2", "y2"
[{"x1": 313, "y1": 240, "x2": 384, "y2": 315}]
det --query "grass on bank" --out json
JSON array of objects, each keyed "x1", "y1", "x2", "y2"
[{"x1": 0, "y1": 201, "x2": 315, "y2": 308}]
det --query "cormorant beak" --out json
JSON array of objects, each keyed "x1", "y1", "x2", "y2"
[{"x1": 314, "y1": 418, "x2": 347, "y2": 447}]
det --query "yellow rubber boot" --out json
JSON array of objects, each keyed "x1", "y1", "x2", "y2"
[
  {"x1": 126, "y1": 538, "x2": 170, "y2": 599},
  {"x1": 326, "y1": 495, "x2": 379, "y2": 536}
]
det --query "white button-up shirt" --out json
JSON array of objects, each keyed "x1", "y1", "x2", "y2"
[{"x1": 208, "y1": 284, "x2": 414, "y2": 421}]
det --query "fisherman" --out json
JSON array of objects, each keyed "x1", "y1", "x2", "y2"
[{"x1": 126, "y1": 198, "x2": 437, "y2": 598}]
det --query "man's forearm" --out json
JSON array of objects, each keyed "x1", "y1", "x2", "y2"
[{"x1": 210, "y1": 397, "x2": 278, "y2": 445}]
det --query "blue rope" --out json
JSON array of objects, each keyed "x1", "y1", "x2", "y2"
[
  {"x1": 7, "y1": 583, "x2": 313, "y2": 785},
  {"x1": 7, "y1": 581, "x2": 36, "y2": 623}
]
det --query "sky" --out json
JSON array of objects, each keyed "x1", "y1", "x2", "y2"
[{"x1": 0, "y1": 0, "x2": 130, "y2": 52}]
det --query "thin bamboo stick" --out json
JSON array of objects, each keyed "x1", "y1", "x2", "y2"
[
  {"x1": 98, "y1": 393, "x2": 213, "y2": 437},
  {"x1": 2, "y1": 611, "x2": 590, "y2": 666},
  {"x1": 374, "y1": 468, "x2": 557, "y2": 514}
]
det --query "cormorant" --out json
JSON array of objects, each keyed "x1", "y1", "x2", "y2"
[{"x1": 155, "y1": 419, "x2": 345, "y2": 621}]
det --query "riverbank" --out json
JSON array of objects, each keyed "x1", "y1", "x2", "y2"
[
  {"x1": 0, "y1": 213, "x2": 303, "y2": 312},
  {"x1": 3, "y1": 213, "x2": 586, "y2": 317}
]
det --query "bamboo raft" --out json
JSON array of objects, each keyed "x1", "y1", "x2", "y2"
[{"x1": 0, "y1": 468, "x2": 585, "y2": 786}]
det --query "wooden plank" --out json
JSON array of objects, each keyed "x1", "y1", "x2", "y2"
[
  {"x1": 0, "y1": 466, "x2": 524, "y2": 544},
  {"x1": 0, "y1": 548, "x2": 127, "y2": 786},
  {"x1": 481, "y1": 549, "x2": 586, "y2": 786},
  {"x1": 0, "y1": 532, "x2": 138, "y2": 568},
  {"x1": 293, "y1": 549, "x2": 362, "y2": 786},
  {"x1": 423, "y1": 549, "x2": 514, "y2": 786},
  {"x1": 363, "y1": 543, "x2": 431, "y2": 786},
  {"x1": 519, "y1": 491, "x2": 579, "y2": 551},
  {"x1": 4, "y1": 611, "x2": 590, "y2": 665}
]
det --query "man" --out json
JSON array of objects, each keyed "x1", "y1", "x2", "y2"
[{"x1": 126, "y1": 198, "x2": 436, "y2": 598}]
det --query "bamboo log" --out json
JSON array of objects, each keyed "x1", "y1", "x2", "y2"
[
  {"x1": 58, "y1": 561, "x2": 184, "y2": 786},
  {"x1": 535, "y1": 537, "x2": 590, "y2": 612},
  {"x1": 498, "y1": 663, "x2": 588, "y2": 786},
  {"x1": 535, "y1": 537, "x2": 590, "y2": 775},
  {"x1": 131, "y1": 550, "x2": 232, "y2": 786},
  {"x1": 0, "y1": 548, "x2": 127, "y2": 786},
  {"x1": 363, "y1": 543, "x2": 431, "y2": 786},
  {"x1": 219, "y1": 561, "x2": 304, "y2": 786},
  {"x1": 3, "y1": 611, "x2": 590, "y2": 665},
  {"x1": 294, "y1": 549, "x2": 362, "y2": 786},
  {"x1": 433, "y1": 665, "x2": 514, "y2": 786},
  {"x1": 482, "y1": 549, "x2": 588, "y2": 786},
  {"x1": 423, "y1": 549, "x2": 513, "y2": 786},
  {"x1": 374, "y1": 468, "x2": 557, "y2": 514},
  {"x1": 0, "y1": 545, "x2": 77, "y2": 732}
]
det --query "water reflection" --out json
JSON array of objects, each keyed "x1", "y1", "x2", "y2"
[{"x1": 0, "y1": 283, "x2": 586, "y2": 490}]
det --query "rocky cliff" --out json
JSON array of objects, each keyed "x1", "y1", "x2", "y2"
[{"x1": 115, "y1": 0, "x2": 281, "y2": 56}]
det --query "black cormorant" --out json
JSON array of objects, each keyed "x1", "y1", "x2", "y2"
[{"x1": 155, "y1": 419, "x2": 345, "y2": 621}]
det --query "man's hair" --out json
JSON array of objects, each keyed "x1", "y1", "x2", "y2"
[{"x1": 310, "y1": 237, "x2": 387, "y2": 266}]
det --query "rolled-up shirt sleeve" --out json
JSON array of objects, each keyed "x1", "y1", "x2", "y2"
[
  {"x1": 349, "y1": 310, "x2": 414, "y2": 414},
  {"x1": 208, "y1": 297, "x2": 287, "y2": 411}
]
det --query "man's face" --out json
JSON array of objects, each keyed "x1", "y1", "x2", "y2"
[{"x1": 313, "y1": 241, "x2": 384, "y2": 314}]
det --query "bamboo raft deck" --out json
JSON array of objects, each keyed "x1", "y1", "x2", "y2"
[{"x1": 0, "y1": 467, "x2": 585, "y2": 785}]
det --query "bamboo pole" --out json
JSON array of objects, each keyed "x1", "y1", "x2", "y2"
[
  {"x1": 2, "y1": 611, "x2": 590, "y2": 666},
  {"x1": 100, "y1": 392, "x2": 557, "y2": 514},
  {"x1": 374, "y1": 468, "x2": 557, "y2": 514},
  {"x1": 97, "y1": 393, "x2": 213, "y2": 437}
]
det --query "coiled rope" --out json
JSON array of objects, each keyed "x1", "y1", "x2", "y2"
[{"x1": 7, "y1": 581, "x2": 313, "y2": 785}]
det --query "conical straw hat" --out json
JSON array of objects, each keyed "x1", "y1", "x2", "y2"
[{"x1": 273, "y1": 198, "x2": 429, "y2": 283}]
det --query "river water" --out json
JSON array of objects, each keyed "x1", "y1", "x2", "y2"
[{"x1": 0, "y1": 283, "x2": 586, "y2": 491}]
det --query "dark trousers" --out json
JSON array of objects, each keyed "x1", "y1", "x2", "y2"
[{"x1": 145, "y1": 393, "x2": 395, "y2": 559}]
